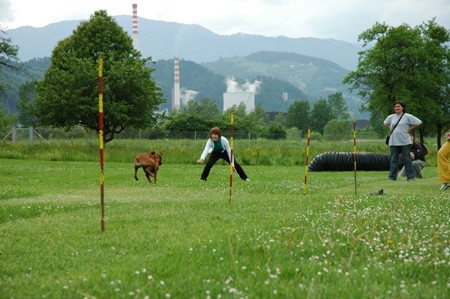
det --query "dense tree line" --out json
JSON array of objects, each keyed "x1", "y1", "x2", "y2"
[
  {"x1": 154, "y1": 92, "x2": 350, "y2": 140},
  {"x1": 2, "y1": 16, "x2": 449, "y2": 144}
]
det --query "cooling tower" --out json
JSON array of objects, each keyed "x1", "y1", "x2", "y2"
[{"x1": 223, "y1": 92, "x2": 255, "y2": 113}]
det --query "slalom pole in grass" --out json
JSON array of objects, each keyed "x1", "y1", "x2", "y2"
[
  {"x1": 353, "y1": 114, "x2": 358, "y2": 195},
  {"x1": 229, "y1": 112, "x2": 234, "y2": 204},
  {"x1": 303, "y1": 128, "x2": 311, "y2": 195},
  {"x1": 98, "y1": 56, "x2": 105, "y2": 232}
]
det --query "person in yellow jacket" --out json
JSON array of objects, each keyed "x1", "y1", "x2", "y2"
[{"x1": 437, "y1": 131, "x2": 450, "y2": 190}]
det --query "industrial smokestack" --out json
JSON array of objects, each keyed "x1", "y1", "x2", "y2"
[
  {"x1": 172, "y1": 57, "x2": 181, "y2": 111},
  {"x1": 132, "y1": 3, "x2": 139, "y2": 50}
]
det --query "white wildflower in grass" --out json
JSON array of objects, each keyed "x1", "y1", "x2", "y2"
[
  {"x1": 225, "y1": 276, "x2": 233, "y2": 284},
  {"x1": 2, "y1": 159, "x2": 449, "y2": 298},
  {"x1": 228, "y1": 288, "x2": 237, "y2": 294}
]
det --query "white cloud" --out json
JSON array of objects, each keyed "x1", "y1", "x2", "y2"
[{"x1": 0, "y1": 0, "x2": 14, "y2": 24}]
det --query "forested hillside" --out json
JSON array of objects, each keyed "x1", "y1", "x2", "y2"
[
  {"x1": 0, "y1": 58, "x2": 50, "y2": 113},
  {"x1": 4, "y1": 51, "x2": 355, "y2": 115},
  {"x1": 203, "y1": 51, "x2": 350, "y2": 99}
]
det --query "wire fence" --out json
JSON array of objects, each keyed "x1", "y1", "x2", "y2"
[{"x1": 1, "y1": 127, "x2": 379, "y2": 143}]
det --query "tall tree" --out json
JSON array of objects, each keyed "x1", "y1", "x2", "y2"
[
  {"x1": 327, "y1": 92, "x2": 349, "y2": 120},
  {"x1": 35, "y1": 10, "x2": 164, "y2": 143},
  {"x1": 344, "y1": 20, "x2": 450, "y2": 145},
  {"x1": 309, "y1": 99, "x2": 333, "y2": 134},
  {"x1": 286, "y1": 100, "x2": 310, "y2": 136},
  {"x1": 0, "y1": 29, "x2": 20, "y2": 131},
  {"x1": 418, "y1": 20, "x2": 450, "y2": 147},
  {"x1": 17, "y1": 80, "x2": 39, "y2": 127},
  {"x1": 0, "y1": 29, "x2": 20, "y2": 94}
]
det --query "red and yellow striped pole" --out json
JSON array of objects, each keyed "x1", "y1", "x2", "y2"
[
  {"x1": 229, "y1": 112, "x2": 234, "y2": 204},
  {"x1": 98, "y1": 57, "x2": 105, "y2": 232},
  {"x1": 353, "y1": 114, "x2": 358, "y2": 195},
  {"x1": 303, "y1": 128, "x2": 311, "y2": 195}
]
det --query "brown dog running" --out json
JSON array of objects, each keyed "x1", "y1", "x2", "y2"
[{"x1": 133, "y1": 151, "x2": 163, "y2": 184}]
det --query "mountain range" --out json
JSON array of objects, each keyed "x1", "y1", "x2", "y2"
[
  {"x1": 3, "y1": 15, "x2": 365, "y2": 116},
  {"x1": 6, "y1": 15, "x2": 360, "y2": 70}
]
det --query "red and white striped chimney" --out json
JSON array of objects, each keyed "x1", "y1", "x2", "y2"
[
  {"x1": 132, "y1": 3, "x2": 139, "y2": 50},
  {"x1": 172, "y1": 57, "x2": 181, "y2": 111}
]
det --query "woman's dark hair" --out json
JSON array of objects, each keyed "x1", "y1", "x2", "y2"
[
  {"x1": 210, "y1": 127, "x2": 222, "y2": 138},
  {"x1": 393, "y1": 100, "x2": 406, "y2": 112}
]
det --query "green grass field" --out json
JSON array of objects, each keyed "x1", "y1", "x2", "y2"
[{"x1": 0, "y1": 139, "x2": 449, "y2": 298}]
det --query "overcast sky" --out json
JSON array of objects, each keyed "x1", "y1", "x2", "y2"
[{"x1": 1, "y1": 0, "x2": 449, "y2": 43}]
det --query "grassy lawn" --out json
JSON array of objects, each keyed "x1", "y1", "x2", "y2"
[{"x1": 0, "y1": 156, "x2": 448, "y2": 298}]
